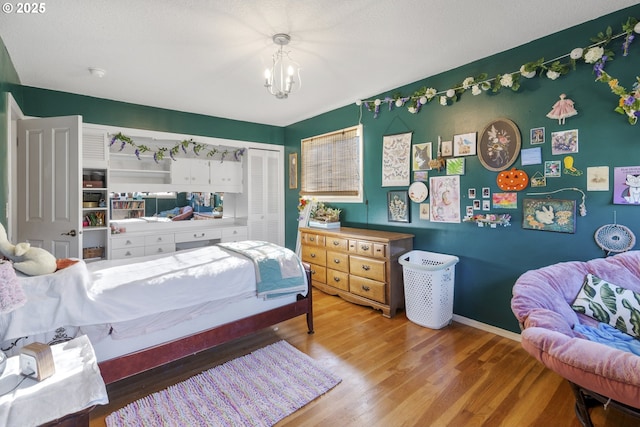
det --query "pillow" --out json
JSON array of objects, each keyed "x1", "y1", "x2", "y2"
[
  {"x1": 56, "y1": 258, "x2": 79, "y2": 271},
  {"x1": 572, "y1": 273, "x2": 640, "y2": 338},
  {"x1": 172, "y1": 206, "x2": 193, "y2": 221},
  {"x1": 0, "y1": 261, "x2": 27, "y2": 313}
]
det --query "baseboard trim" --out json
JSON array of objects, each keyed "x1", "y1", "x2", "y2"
[{"x1": 452, "y1": 314, "x2": 521, "y2": 342}]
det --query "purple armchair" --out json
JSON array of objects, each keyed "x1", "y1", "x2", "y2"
[{"x1": 511, "y1": 251, "x2": 640, "y2": 426}]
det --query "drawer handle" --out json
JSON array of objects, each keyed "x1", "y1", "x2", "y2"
[
  {"x1": 310, "y1": 253, "x2": 316, "y2": 258},
  {"x1": 158, "y1": 248, "x2": 164, "y2": 253},
  {"x1": 309, "y1": 237, "x2": 315, "y2": 242},
  {"x1": 194, "y1": 232, "x2": 205, "y2": 238},
  {"x1": 311, "y1": 270, "x2": 316, "y2": 275},
  {"x1": 362, "y1": 285, "x2": 370, "y2": 292},
  {"x1": 126, "y1": 240, "x2": 132, "y2": 245},
  {"x1": 333, "y1": 277, "x2": 341, "y2": 282},
  {"x1": 361, "y1": 244, "x2": 370, "y2": 251},
  {"x1": 333, "y1": 258, "x2": 340, "y2": 264},
  {"x1": 332, "y1": 240, "x2": 340, "y2": 246},
  {"x1": 125, "y1": 251, "x2": 131, "y2": 256},
  {"x1": 361, "y1": 265, "x2": 371, "y2": 271}
]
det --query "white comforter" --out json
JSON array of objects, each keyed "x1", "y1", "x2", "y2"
[{"x1": 0, "y1": 246, "x2": 257, "y2": 341}]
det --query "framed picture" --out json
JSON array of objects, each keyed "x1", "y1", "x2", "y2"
[
  {"x1": 288, "y1": 153, "x2": 298, "y2": 189},
  {"x1": 468, "y1": 188, "x2": 476, "y2": 199},
  {"x1": 587, "y1": 166, "x2": 609, "y2": 191},
  {"x1": 441, "y1": 140, "x2": 453, "y2": 157},
  {"x1": 530, "y1": 127, "x2": 545, "y2": 144},
  {"x1": 430, "y1": 176, "x2": 461, "y2": 223},
  {"x1": 453, "y1": 132, "x2": 477, "y2": 156},
  {"x1": 382, "y1": 132, "x2": 412, "y2": 187},
  {"x1": 551, "y1": 129, "x2": 579, "y2": 155},
  {"x1": 387, "y1": 191, "x2": 410, "y2": 223},
  {"x1": 522, "y1": 198, "x2": 576, "y2": 233},
  {"x1": 446, "y1": 158, "x2": 465, "y2": 175},
  {"x1": 545, "y1": 160, "x2": 561, "y2": 177},
  {"x1": 414, "y1": 171, "x2": 428, "y2": 181},
  {"x1": 478, "y1": 118, "x2": 521, "y2": 171},
  {"x1": 520, "y1": 147, "x2": 542, "y2": 166},
  {"x1": 412, "y1": 142, "x2": 432, "y2": 171},
  {"x1": 613, "y1": 166, "x2": 640, "y2": 205}
]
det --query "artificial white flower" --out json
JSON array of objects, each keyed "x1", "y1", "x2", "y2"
[
  {"x1": 584, "y1": 46, "x2": 604, "y2": 64},
  {"x1": 355, "y1": 100, "x2": 362, "y2": 106},
  {"x1": 408, "y1": 106, "x2": 417, "y2": 114},
  {"x1": 374, "y1": 98, "x2": 381, "y2": 106},
  {"x1": 425, "y1": 88, "x2": 437, "y2": 99},
  {"x1": 395, "y1": 99, "x2": 403, "y2": 108},
  {"x1": 439, "y1": 96, "x2": 448, "y2": 106},
  {"x1": 546, "y1": 70, "x2": 561, "y2": 80},
  {"x1": 519, "y1": 65, "x2": 536, "y2": 78},
  {"x1": 500, "y1": 73, "x2": 514, "y2": 88},
  {"x1": 419, "y1": 96, "x2": 428, "y2": 105},
  {"x1": 472, "y1": 84, "x2": 482, "y2": 96},
  {"x1": 635, "y1": 22, "x2": 640, "y2": 34},
  {"x1": 446, "y1": 89, "x2": 455, "y2": 98},
  {"x1": 570, "y1": 47, "x2": 584, "y2": 60},
  {"x1": 462, "y1": 77, "x2": 475, "y2": 89}
]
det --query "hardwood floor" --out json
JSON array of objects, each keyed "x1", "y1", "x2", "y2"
[{"x1": 90, "y1": 289, "x2": 637, "y2": 426}]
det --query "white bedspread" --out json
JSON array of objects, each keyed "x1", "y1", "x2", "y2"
[{"x1": 0, "y1": 246, "x2": 257, "y2": 341}]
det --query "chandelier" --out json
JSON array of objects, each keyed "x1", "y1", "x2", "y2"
[{"x1": 264, "y1": 33, "x2": 301, "y2": 99}]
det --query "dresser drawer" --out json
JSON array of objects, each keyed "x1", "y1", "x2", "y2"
[
  {"x1": 326, "y1": 250, "x2": 349, "y2": 273},
  {"x1": 144, "y1": 233, "x2": 175, "y2": 246},
  {"x1": 325, "y1": 236, "x2": 348, "y2": 251},
  {"x1": 355, "y1": 240, "x2": 375, "y2": 257},
  {"x1": 302, "y1": 246, "x2": 326, "y2": 266},
  {"x1": 349, "y1": 255, "x2": 386, "y2": 282},
  {"x1": 302, "y1": 232, "x2": 325, "y2": 246},
  {"x1": 327, "y1": 269, "x2": 349, "y2": 291},
  {"x1": 309, "y1": 264, "x2": 327, "y2": 284},
  {"x1": 174, "y1": 229, "x2": 222, "y2": 243},
  {"x1": 222, "y1": 227, "x2": 248, "y2": 242},
  {"x1": 373, "y1": 243, "x2": 386, "y2": 258},
  {"x1": 111, "y1": 235, "x2": 145, "y2": 249},
  {"x1": 145, "y1": 243, "x2": 176, "y2": 256},
  {"x1": 350, "y1": 275, "x2": 386, "y2": 303},
  {"x1": 111, "y1": 246, "x2": 146, "y2": 259}
]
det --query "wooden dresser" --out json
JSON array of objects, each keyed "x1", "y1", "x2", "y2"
[{"x1": 299, "y1": 227, "x2": 413, "y2": 317}]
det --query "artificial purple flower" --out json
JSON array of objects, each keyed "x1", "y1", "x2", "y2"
[
  {"x1": 119, "y1": 140, "x2": 126, "y2": 151},
  {"x1": 623, "y1": 33, "x2": 635, "y2": 56},
  {"x1": 169, "y1": 150, "x2": 175, "y2": 161},
  {"x1": 135, "y1": 149, "x2": 141, "y2": 160},
  {"x1": 109, "y1": 136, "x2": 117, "y2": 146},
  {"x1": 385, "y1": 97, "x2": 393, "y2": 111},
  {"x1": 181, "y1": 144, "x2": 187, "y2": 154},
  {"x1": 635, "y1": 111, "x2": 640, "y2": 118},
  {"x1": 625, "y1": 96, "x2": 636, "y2": 106},
  {"x1": 153, "y1": 152, "x2": 158, "y2": 163}
]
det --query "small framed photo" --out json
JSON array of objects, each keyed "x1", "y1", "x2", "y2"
[
  {"x1": 482, "y1": 187, "x2": 491, "y2": 198},
  {"x1": 414, "y1": 171, "x2": 428, "y2": 182},
  {"x1": 412, "y1": 142, "x2": 432, "y2": 171},
  {"x1": 482, "y1": 200, "x2": 491, "y2": 211},
  {"x1": 466, "y1": 206, "x2": 474, "y2": 216},
  {"x1": 530, "y1": 127, "x2": 545, "y2": 144},
  {"x1": 419, "y1": 203, "x2": 430, "y2": 220},
  {"x1": 453, "y1": 132, "x2": 477, "y2": 156},
  {"x1": 468, "y1": 188, "x2": 476, "y2": 199},
  {"x1": 545, "y1": 160, "x2": 562, "y2": 177},
  {"x1": 441, "y1": 140, "x2": 453, "y2": 157},
  {"x1": 551, "y1": 129, "x2": 579, "y2": 155},
  {"x1": 473, "y1": 199, "x2": 481, "y2": 210},
  {"x1": 387, "y1": 191, "x2": 410, "y2": 223}
]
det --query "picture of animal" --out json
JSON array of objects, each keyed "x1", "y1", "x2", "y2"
[
  {"x1": 534, "y1": 205, "x2": 555, "y2": 225},
  {"x1": 623, "y1": 174, "x2": 640, "y2": 204},
  {"x1": 412, "y1": 143, "x2": 432, "y2": 171}
]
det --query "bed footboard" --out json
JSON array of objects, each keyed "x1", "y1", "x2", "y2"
[{"x1": 99, "y1": 264, "x2": 313, "y2": 384}]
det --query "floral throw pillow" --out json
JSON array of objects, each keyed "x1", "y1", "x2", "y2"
[{"x1": 572, "y1": 273, "x2": 640, "y2": 338}]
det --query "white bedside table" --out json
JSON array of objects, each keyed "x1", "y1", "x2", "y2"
[{"x1": 0, "y1": 335, "x2": 108, "y2": 427}]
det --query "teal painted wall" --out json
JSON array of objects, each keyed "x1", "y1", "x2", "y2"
[
  {"x1": 20, "y1": 86, "x2": 285, "y2": 145},
  {"x1": 285, "y1": 6, "x2": 640, "y2": 332}
]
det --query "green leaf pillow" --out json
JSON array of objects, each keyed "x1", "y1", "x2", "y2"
[{"x1": 572, "y1": 273, "x2": 640, "y2": 338}]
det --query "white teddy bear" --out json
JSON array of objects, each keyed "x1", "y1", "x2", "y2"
[{"x1": 0, "y1": 223, "x2": 57, "y2": 276}]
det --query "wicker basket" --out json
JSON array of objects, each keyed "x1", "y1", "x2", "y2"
[{"x1": 83, "y1": 247, "x2": 104, "y2": 259}]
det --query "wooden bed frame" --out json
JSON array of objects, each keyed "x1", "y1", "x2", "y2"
[{"x1": 98, "y1": 266, "x2": 314, "y2": 384}]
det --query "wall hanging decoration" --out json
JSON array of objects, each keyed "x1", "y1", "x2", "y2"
[
  {"x1": 526, "y1": 187, "x2": 587, "y2": 216},
  {"x1": 412, "y1": 142, "x2": 432, "y2": 171},
  {"x1": 382, "y1": 132, "x2": 412, "y2": 187},
  {"x1": 520, "y1": 147, "x2": 542, "y2": 166},
  {"x1": 563, "y1": 155, "x2": 583, "y2": 176},
  {"x1": 546, "y1": 94, "x2": 578, "y2": 124},
  {"x1": 613, "y1": 166, "x2": 640, "y2": 205},
  {"x1": 288, "y1": 153, "x2": 298, "y2": 189},
  {"x1": 453, "y1": 132, "x2": 477, "y2": 156},
  {"x1": 464, "y1": 213, "x2": 511, "y2": 228},
  {"x1": 478, "y1": 118, "x2": 521, "y2": 172},
  {"x1": 428, "y1": 137, "x2": 446, "y2": 171},
  {"x1": 544, "y1": 160, "x2": 561, "y2": 177},
  {"x1": 413, "y1": 171, "x2": 428, "y2": 182},
  {"x1": 496, "y1": 167, "x2": 529, "y2": 191},
  {"x1": 408, "y1": 181, "x2": 428, "y2": 203},
  {"x1": 419, "y1": 204, "x2": 430, "y2": 220},
  {"x1": 530, "y1": 171, "x2": 547, "y2": 187},
  {"x1": 530, "y1": 127, "x2": 545, "y2": 144},
  {"x1": 446, "y1": 158, "x2": 465, "y2": 176},
  {"x1": 430, "y1": 176, "x2": 461, "y2": 223},
  {"x1": 522, "y1": 198, "x2": 576, "y2": 233},
  {"x1": 551, "y1": 129, "x2": 579, "y2": 155},
  {"x1": 595, "y1": 212, "x2": 636, "y2": 255},
  {"x1": 492, "y1": 193, "x2": 518, "y2": 209},
  {"x1": 586, "y1": 166, "x2": 609, "y2": 191},
  {"x1": 387, "y1": 191, "x2": 410, "y2": 223},
  {"x1": 441, "y1": 140, "x2": 453, "y2": 157}
]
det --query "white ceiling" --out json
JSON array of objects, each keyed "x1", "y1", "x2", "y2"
[{"x1": 1, "y1": 1, "x2": 638, "y2": 127}]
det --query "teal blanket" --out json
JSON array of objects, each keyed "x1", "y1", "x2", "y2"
[{"x1": 218, "y1": 241, "x2": 307, "y2": 299}]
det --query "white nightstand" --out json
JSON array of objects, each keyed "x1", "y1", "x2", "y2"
[{"x1": 0, "y1": 335, "x2": 108, "y2": 427}]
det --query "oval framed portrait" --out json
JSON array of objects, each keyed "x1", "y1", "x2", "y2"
[{"x1": 477, "y1": 118, "x2": 521, "y2": 172}]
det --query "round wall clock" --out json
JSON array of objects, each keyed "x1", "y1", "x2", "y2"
[{"x1": 478, "y1": 118, "x2": 522, "y2": 172}]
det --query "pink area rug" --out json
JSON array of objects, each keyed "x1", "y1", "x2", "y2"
[{"x1": 105, "y1": 340, "x2": 341, "y2": 426}]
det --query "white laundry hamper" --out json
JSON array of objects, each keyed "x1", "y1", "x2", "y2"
[{"x1": 398, "y1": 250, "x2": 459, "y2": 329}]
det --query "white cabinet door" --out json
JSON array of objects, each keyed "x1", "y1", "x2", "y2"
[
  {"x1": 246, "y1": 149, "x2": 283, "y2": 245},
  {"x1": 210, "y1": 160, "x2": 243, "y2": 193},
  {"x1": 171, "y1": 159, "x2": 210, "y2": 187}
]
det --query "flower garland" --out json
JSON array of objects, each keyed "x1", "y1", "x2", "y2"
[
  {"x1": 109, "y1": 132, "x2": 246, "y2": 162},
  {"x1": 357, "y1": 17, "x2": 640, "y2": 125}
]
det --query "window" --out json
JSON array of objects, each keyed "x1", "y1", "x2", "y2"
[{"x1": 300, "y1": 124, "x2": 363, "y2": 203}]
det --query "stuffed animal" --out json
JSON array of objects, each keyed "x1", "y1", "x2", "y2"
[{"x1": 0, "y1": 223, "x2": 57, "y2": 276}]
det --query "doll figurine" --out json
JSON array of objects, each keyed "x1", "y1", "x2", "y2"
[{"x1": 547, "y1": 94, "x2": 577, "y2": 124}]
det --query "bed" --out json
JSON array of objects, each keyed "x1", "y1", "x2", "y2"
[{"x1": 0, "y1": 241, "x2": 313, "y2": 384}]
